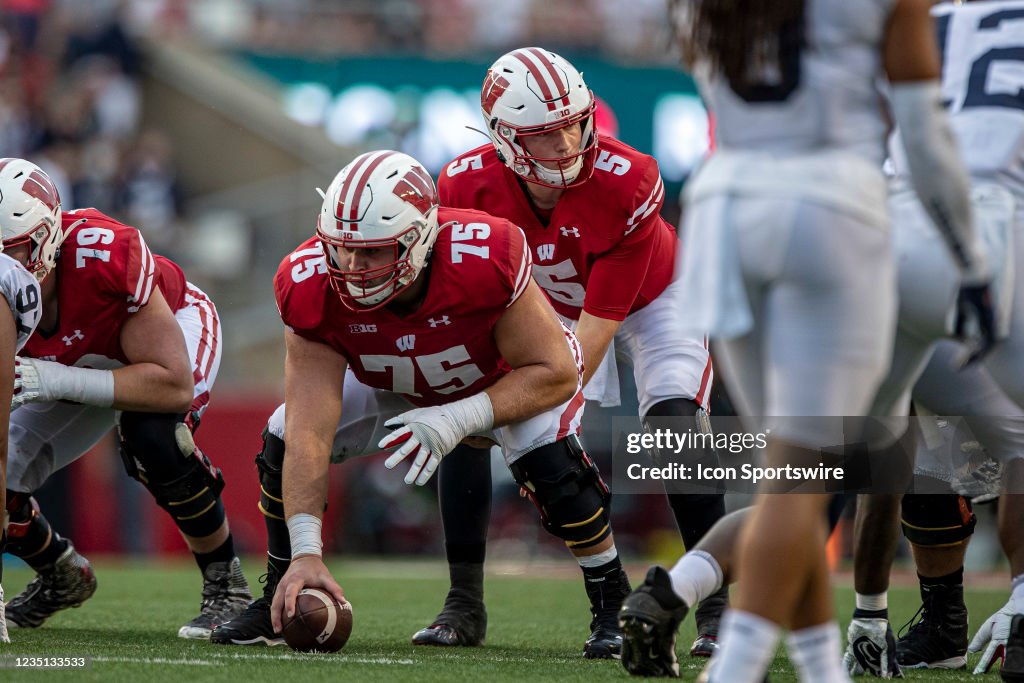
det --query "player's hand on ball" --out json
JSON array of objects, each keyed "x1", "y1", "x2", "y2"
[
  {"x1": 969, "y1": 596, "x2": 1018, "y2": 674},
  {"x1": 270, "y1": 555, "x2": 346, "y2": 634}
]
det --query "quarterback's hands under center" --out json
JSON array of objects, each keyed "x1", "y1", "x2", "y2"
[{"x1": 270, "y1": 555, "x2": 346, "y2": 634}]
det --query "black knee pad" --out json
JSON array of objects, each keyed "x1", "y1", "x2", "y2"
[
  {"x1": 119, "y1": 411, "x2": 225, "y2": 537},
  {"x1": 256, "y1": 427, "x2": 286, "y2": 521},
  {"x1": 901, "y1": 493, "x2": 976, "y2": 547},
  {"x1": 509, "y1": 436, "x2": 611, "y2": 549},
  {"x1": 644, "y1": 397, "x2": 701, "y2": 419}
]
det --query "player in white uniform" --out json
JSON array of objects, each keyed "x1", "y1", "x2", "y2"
[
  {"x1": 844, "y1": 2, "x2": 1024, "y2": 678},
  {"x1": 0, "y1": 159, "x2": 46, "y2": 643},
  {"x1": 619, "y1": 2, "x2": 991, "y2": 682}
]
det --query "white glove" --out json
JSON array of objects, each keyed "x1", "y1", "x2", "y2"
[
  {"x1": 12, "y1": 356, "x2": 114, "y2": 409},
  {"x1": 378, "y1": 393, "x2": 493, "y2": 486},
  {"x1": 969, "y1": 595, "x2": 1019, "y2": 674}
]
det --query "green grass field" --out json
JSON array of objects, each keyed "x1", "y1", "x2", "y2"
[{"x1": 0, "y1": 558, "x2": 1011, "y2": 681}]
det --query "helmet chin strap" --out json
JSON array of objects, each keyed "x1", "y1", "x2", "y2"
[{"x1": 532, "y1": 155, "x2": 584, "y2": 186}]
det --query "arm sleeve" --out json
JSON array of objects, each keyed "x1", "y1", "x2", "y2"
[
  {"x1": 582, "y1": 162, "x2": 664, "y2": 320},
  {"x1": 890, "y1": 80, "x2": 987, "y2": 283}
]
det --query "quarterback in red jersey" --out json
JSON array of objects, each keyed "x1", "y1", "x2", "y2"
[
  {"x1": 212, "y1": 150, "x2": 631, "y2": 658},
  {"x1": 1, "y1": 162, "x2": 251, "y2": 639},
  {"x1": 416, "y1": 46, "x2": 726, "y2": 657}
]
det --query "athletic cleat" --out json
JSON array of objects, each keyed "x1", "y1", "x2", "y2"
[
  {"x1": 209, "y1": 597, "x2": 283, "y2": 646},
  {"x1": 210, "y1": 570, "x2": 283, "y2": 646},
  {"x1": 1003, "y1": 614, "x2": 1024, "y2": 683},
  {"x1": 585, "y1": 566, "x2": 630, "y2": 659},
  {"x1": 691, "y1": 586, "x2": 727, "y2": 658},
  {"x1": 896, "y1": 583, "x2": 968, "y2": 669},
  {"x1": 620, "y1": 566, "x2": 689, "y2": 676},
  {"x1": 411, "y1": 594, "x2": 487, "y2": 647},
  {"x1": 843, "y1": 613, "x2": 903, "y2": 678},
  {"x1": 178, "y1": 557, "x2": 252, "y2": 639},
  {"x1": 6, "y1": 544, "x2": 97, "y2": 629}
]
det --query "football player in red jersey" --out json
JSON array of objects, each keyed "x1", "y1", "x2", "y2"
[
  {"x1": 417, "y1": 46, "x2": 726, "y2": 656},
  {"x1": 0, "y1": 158, "x2": 48, "y2": 643},
  {"x1": 0, "y1": 160, "x2": 252, "y2": 639},
  {"x1": 211, "y1": 150, "x2": 630, "y2": 658}
]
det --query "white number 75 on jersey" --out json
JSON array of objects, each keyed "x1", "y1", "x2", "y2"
[{"x1": 362, "y1": 345, "x2": 484, "y2": 396}]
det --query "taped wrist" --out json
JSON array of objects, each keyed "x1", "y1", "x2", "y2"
[
  {"x1": 287, "y1": 513, "x2": 323, "y2": 558},
  {"x1": 890, "y1": 80, "x2": 987, "y2": 283},
  {"x1": 509, "y1": 436, "x2": 612, "y2": 549},
  {"x1": 901, "y1": 493, "x2": 976, "y2": 546},
  {"x1": 46, "y1": 362, "x2": 115, "y2": 407}
]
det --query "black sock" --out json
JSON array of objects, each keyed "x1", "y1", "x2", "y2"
[
  {"x1": 439, "y1": 444, "x2": 491, "y2": 549},
  {"x1": 666, "y1": 493, "x2": 726, "y2": 550},
  {"x1": 193, "y1": 533, "x2": 236, "y2": 574},
  {"x1": 581, "y1": 554, "x2": 627, "y2": 610},
  {"x1": 8, "y1": 507, "x2": 70, "y2": 571},
  {"x1": 920, "y1": 567, "x2": 964, "y2": 588}
]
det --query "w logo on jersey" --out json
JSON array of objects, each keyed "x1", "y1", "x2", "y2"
[
  {"x1": 536, "y1": 244, "x2": 556, "y2": 261},
  {"x1": 559, "y1": 226, "x2": 580, "y2": 238},
  {"x1": 392, "y1": 166, "x2": 436, "y2": 215},
  {"x1": 396, "y1": 335, "x2": 416, "y2": 352},
  {"x1": 481, "y1": 71, "x2": 511, "y2": 116}
]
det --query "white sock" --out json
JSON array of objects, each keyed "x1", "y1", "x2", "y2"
[
  {"x1": 785, "y1": 622, "x2": 851, "y2": 683},
  {"x1": 855, "y1": 592, "x2": 887, "y2": 612},
  {"x1": 1012, "y1": 573, "x2": 1024, "y2": 604},
  {"x1": 576, "y1": 545, "x2": 618, "y2": 568},
  {"x1": 669, "y1": 550, "x2": 723, "y2": 607},
  {"x1": 708, "y1": 609, "x2": 780, "y2": 683}
]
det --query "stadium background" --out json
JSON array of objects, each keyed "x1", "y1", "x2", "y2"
[{"x1": 0, "y1": 0, "x2": 1004, "y2": 572}]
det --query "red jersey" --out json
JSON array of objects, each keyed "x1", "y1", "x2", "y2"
[
  {"x1": 440, "y1": 136, "x2": 676, "y2": 322},
  {"x1": 275, "y1": 207, "x2": 532, "y2": 408},
  {"x1": 22, "y1": 208, "x2": 187, "y2": 367}
]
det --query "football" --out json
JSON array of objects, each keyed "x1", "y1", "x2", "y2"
[{"x1": 281, "y1": 588, "x2": 353, "y2": 653}]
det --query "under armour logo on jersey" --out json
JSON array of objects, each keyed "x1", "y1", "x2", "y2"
[
  {"x1": 348, "y1": 323, "x2": 378, "y2": 334},
  {"x1": 536, "y1": 244, "x2": 556, "y2": 261},
  {"x1": 559, "y1": 226, "x2": 580, "y2": 238},
  {"x1": 396, "y1": 335, "x2": 416, "y2": 352},
  {"x1": 428, "y1": 316, "x2": 450, "y2": 327},
  {"x1": 62, "y1": 329, "x2": 84, "y2": 346}
]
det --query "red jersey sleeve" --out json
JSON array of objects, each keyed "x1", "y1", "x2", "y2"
[
  {"x1": 273, "y1": 240, "x2": 331, "y2": 342},
  {"x1": 122, "y1": 229, "x2": 157, "y2": 313},
  {"x1": 582, "y1": 158, "x2": 666, "y2": 321},
  {"x1": 504, "y1": 224, "x2": 533, "y2": 307}
]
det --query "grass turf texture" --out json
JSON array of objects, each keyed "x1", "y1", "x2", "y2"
[{"x1": 0, "y1": 558, "x2": 1010, "y2": 682}]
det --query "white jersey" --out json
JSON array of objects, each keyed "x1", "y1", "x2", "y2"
[
  {"x1": 0, "y1": 252, "x2": 41, "y2": 352},
  {"x1": 934, "y1": 0, "x2": 1024, "y2": 206},
  {"x1": 691, "y1": 0, "x2": 895, "y2": 166}
]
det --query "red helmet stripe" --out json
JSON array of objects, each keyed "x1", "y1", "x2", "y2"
[
  {"x1": 525, "y1": 47, "x2": 570, "y2": 108},
  {"x1": 512, "y1": 49, "x2": 557, "y2": 112},
  {"x1": 336, "y1": 151, "x2": 395, "y2": 232}
]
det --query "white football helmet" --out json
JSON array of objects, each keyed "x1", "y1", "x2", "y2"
[
  {"x1": 481, "y1": 47, "x2": 598, "y2": 189},
  {"x1": 317, "y1": 150, "x2": 440, "y2": 310},
  {"x1": 0, "y1": 158, "x2": 62, "y2": 281}
]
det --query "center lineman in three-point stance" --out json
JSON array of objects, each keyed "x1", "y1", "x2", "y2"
[{"x1": 212, "y1": 150, "x2": 632, "y2": 658}]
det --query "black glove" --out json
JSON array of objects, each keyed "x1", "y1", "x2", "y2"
[{"x1": 954, "y1": 282, "x2": 997, "y2": 365}]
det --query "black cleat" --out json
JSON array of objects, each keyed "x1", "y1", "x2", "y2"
[
  {"x1": 179, "y1": 557, "x2": 252, "y2": 639},
  {"x1": 690, "y1": 586, "x2": 727, "y2": 658},
  {"x1": 411, "y1": 596, "x2": 487, "y2": 647},
  {"x1": 210, "y1": 570, "x2": 283, "y2": 646},
  {"x1": 896, "y1": 583, "x2": 968, "y2": 669},
  {"x1": 585, "y1": 566, "x2": 630, "y2": 659},
  {"x1": 6, "y1": 544, "x2": 97, "y2": 629},
  {"x1": 1004, "y1": 614, "x2": 1024, "y2": 683},
  {"x1": 620, "y1": 566, "x2": 689, "y2": 677}
]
